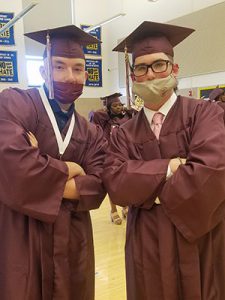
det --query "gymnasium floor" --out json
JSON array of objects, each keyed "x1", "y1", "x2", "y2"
[{"x1": 91, "y1": 195, "x2": 127, "y2": 300}]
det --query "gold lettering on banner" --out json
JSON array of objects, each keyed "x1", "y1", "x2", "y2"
[
  {"x1": 0, "y1": 23, "x2": 10, "y2": 38},
  {"x1": 87, "y1": 67, "x2": 99, "y2": 82},
  {"x1": 86, "y1": 44, "x2": 98, "y2": 51},
  {"x1": 0, "y1": 61, "x2": 14, "y2": 77}
]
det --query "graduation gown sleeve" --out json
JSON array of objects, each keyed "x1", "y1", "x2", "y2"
[
  {"x1": 0, "y1": 88, "x2": 69, "y2": 223},
  {"x1": 73, "y1": 123, "x2": 107, "y2": 211},
  {"x1": 91, "y1": 110, "x2": 110, "y2": 129},
  {"x1": 159, "y1": 101, "x2": 225, "y2": 242},
  {"x1": 102, "y1": 113, "x2": 170, "y2": 208}
]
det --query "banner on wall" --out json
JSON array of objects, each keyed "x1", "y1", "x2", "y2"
[
  {"x1": 198, "y1": 85, "x2": 225, "y2": 99},
  {"x1": 81, "y1": 25, "x2": 101, "y2": 56},
  {"x1": 85, "y1": 58, "x2": 102, "y2": 87},
  {"x1": 0, "y1": 12, "x2": 15, "y2": 45},
  {"x1": 0, "y1": 51, "x2": 18, "y2": 83}
]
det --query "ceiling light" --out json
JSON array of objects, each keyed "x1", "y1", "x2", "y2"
[
  {"x1": 84, "y1": 13, "x2": 126, "y2": 33},
  {"x1": 0, "y1": 2, "x2": 38, "y2": 35}
]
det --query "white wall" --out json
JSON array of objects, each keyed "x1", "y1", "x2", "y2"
[
  {"x1": 0, "y1": 0, "x2": 28, "y2": 91},
  {"x1": 23, "y1": 0, "x2": 73, "y2": 57},
  {"x1": 2, "y1": 0, "x2": 225, "y2": 94},
  {"x1": 178, "y1": 72, "x2": 225, "y2": 91},
  {"x1": 74, "y1": 0, "x2": 124, "y2": 98},
  {"x1": 73, "y1": 0, "x2": 225, "y2": 96}
]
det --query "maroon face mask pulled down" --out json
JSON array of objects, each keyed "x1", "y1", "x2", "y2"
[{"x1": 53, "y1": 81, "x2": 83, "y2": 104}]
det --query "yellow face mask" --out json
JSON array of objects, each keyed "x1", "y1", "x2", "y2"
[{"x1": 132, "y1": 74, "x2": 177, "y2": 105}]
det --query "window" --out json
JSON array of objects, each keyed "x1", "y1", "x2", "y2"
[{"x1": 26, "y1": 56, "x2": 44, "y2": 87}]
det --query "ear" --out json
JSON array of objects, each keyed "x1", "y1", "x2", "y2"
[
  {"x1": 84, "y1": 71, "x2": 88, "y2": 82},
  {"x1": 130, "y1": 72, "x2": 136, "y2": 82},
  {"x1": 172, "y1": 63, "x2": 179, "y2": 76}
]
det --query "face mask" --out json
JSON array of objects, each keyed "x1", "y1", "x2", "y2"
[
  {"x1": 132, "y1": 74, "x2": 177, "y2": 105},
  {"x1": 53, "y1": 81, "x2": 83, "y2": 104}
]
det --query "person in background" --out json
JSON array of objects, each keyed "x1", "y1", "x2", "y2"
[
  {"x1": 103, "y1": 21, "x2": 225, "y2": 300},
  {"x1": 0, "y1": 25, "x2": 106, "y2": 300},
  {"x1": 208, "y1": 87, "x2": 225, "y2": 102},
  {"x1": 91, "y1": 93, "x2": 136, "y2": 224},
  {"x1": 209, "y1": 87, "x2": 225, "y2": 122}
]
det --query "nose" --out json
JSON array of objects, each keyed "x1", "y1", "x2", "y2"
[
  {"x1": 145, "y1": 67, "x2": 156, "y2": 80},
  {"x1": 65, "y1": 69, "x2": 77, "y2": 83}
]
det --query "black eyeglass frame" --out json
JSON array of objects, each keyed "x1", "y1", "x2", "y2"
[{"x1": 131, "y1": 59, "x2": 173, "y2": 77}]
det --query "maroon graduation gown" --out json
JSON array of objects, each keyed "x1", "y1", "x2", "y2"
[
  {"x1": 103, "y1": 96, "x2": 225, "y2": 300},
  {"x1": 216, "y1": 101, "x2": 225, "y2": 122},
  {"x1": 92, "y1": 109, "x2": 135, "y2": 140},
  {"x1": 0, "y1": 87, "x2": 106, "y2": 300}
]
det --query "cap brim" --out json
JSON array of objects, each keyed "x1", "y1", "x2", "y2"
[
  {"x1": 113, "y1": 21, "x2": 194, "y2": 53},
  {"x1": 100, "y1": 92, "x2": 122, "y2": 100},
  {"x1": 25, "y1": 25, "x2": 101, "y2": 46}
]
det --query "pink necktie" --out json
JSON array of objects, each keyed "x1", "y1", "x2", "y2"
[{"x1": 151, "y1": 112, "x2": 164, "y2": 139}]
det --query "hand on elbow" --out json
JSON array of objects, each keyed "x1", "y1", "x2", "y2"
[
  {"x1": 65, "y1": 161, "x2": 86, "y2": 179},
  {"x1": 63, "y1": 178, "x2": 80, "y2": 200},
  {"x1": 169, "y1": 157, "x2": 186, "y2": 174}
]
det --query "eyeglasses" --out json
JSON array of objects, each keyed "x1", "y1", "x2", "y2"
[{"x1": 132, "y1": 59, "x2": 172, "y2": 77}]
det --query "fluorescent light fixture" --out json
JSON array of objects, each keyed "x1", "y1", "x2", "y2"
[
  {"x1": 70, "y1": 0, "x2": 75, "y2": 25},
  {"x1": 0, "y1": 2, "x2": 38, "y2": 35},
  {"x1": 26, "y1": 55, "x2": 43, "y2": 60},
  {"x1": 84, "y1": 13, "x2": 126, "y2": 33}
]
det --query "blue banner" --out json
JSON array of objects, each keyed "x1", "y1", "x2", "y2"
[
  {"x1": 0, "y1": 12, "x2": 15, "y2": 45},
  {"x1": 0, "y1": 51, "x2": 18, "y2": 83},
  {"x1": 81, "y1": 25, "x2": 101, "y2": 56},
  {"x1": 85, "y1": 59, "x2": 102, "y2": 87}
]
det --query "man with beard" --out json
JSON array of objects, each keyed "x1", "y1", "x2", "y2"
[
  {"x1": 0, "y1": 25, "x2": 106, "y2": 300},
  {"x1": 102, "y1": 21, "x2": 225, "y2": 300}
]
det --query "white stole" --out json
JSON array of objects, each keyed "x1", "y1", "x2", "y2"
[{"x1": 38, "y1": 87, "x2": 75, "y2": 156}]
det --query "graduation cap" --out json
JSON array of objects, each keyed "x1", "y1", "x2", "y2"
[
  {"x1": 113, "y1": 21, "x2": 195, "y2": 61},
  {"x1": 208, "y1": 88, "x2": 224, "y2": 101},
  {"x1": 25, "y1": 24, "x2": 100, "y2": 59},
  {"x1": 100, "y1": 92, "x2": 122, "y2": 108},
  {"x1": 25, "y1": 25, "x2": 101, "y2": 99}
]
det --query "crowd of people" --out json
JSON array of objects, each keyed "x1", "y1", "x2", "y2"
[{"x1": 0, "y1": 18, "x2": 225, "y2": 300}]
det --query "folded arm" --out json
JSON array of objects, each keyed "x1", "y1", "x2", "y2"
[
  {"x1": 27, "y1": 130, "x2": 85, "y2": 201},
  {"x1": 159, "y1": 102, "x2": 225, "y2": 242}
]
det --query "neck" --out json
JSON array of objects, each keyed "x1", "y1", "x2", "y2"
[
  {"x1": 56, "y1": 100, "x2": 72, "y2": 112},
  {"x1": 144, "y1": 90, "x2": 173, "y2": 111},
  {"x1": 110, "y1": 111, "x2": 122, "y2": 115}
]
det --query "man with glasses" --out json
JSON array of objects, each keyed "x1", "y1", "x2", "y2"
[
  {"x1": 132, "y1": 59, "x2": 172, "y2": 76},
  {"x1": 103, "y1": 21, "x2": 225, "y2": 300}
]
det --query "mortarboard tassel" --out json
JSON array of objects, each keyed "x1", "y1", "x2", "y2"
[
  {"x1": 46, "y1": 32, "x2": 54, "y2": 99},
  {"x1": 124, "y1": 44, "x2": 132, "y2": 109}
]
